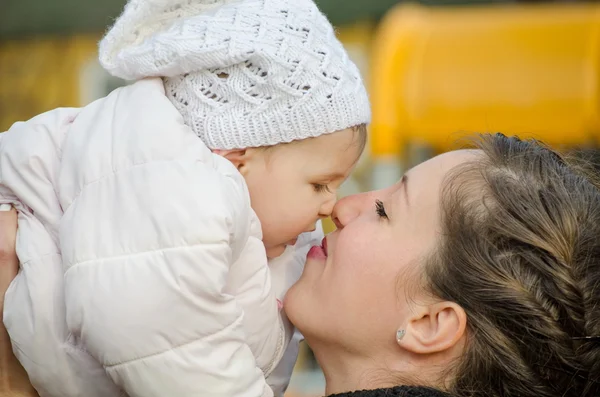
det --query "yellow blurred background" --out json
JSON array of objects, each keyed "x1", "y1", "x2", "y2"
[{"x1": 2, "y1": 0, "x2": 600, "y2": 396}]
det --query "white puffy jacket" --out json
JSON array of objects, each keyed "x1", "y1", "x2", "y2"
[{"x1": 0, "y1": 78, "x2": 321, "y2": 397}]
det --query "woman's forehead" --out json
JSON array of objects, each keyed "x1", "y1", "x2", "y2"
[{"x1": 408, "y1": 150, "x2": 479, "y2": 184}]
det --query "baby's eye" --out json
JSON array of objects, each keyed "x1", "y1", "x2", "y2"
[{"x1": 313, "y1": 183, "x2": 332, "y2": 193}]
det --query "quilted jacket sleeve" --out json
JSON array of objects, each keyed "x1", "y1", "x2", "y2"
[{"x1": 60, "y1": 156, "x2": 273, "y2": 397}]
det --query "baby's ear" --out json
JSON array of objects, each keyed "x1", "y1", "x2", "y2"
[{"x1": 213, "y1": 149, "x2": 249, "y2": 170}]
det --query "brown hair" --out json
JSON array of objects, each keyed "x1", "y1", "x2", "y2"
[
  {"x1": 426, "y1": 134, "x2": 600, "y2": 397},
  {"x1": 351, "y1": 123, "x2": 368, "y2": 156}
]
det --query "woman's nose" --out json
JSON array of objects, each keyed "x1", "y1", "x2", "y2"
[{"x1": 331, "y1": 192, "x2": 370, "y2": 229}]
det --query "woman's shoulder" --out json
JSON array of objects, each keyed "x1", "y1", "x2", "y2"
[{"x1": 326, "y1": 386, "x2": 452, "y2": 397}]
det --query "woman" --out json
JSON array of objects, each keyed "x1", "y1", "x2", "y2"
[
  {"x1": 285, "y1": 133, "x2": 600, "y2": 397},
  {"x1": 1, "y1": 133, "x2": 599, "y2": 397}
]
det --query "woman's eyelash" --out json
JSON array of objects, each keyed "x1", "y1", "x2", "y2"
[{"x1": 375, "y1": 200, "x2": 388, "y2": 219}]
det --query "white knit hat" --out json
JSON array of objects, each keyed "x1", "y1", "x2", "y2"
[{"x1": 99, "y1": 0, "x2": 370, "y2": 149}]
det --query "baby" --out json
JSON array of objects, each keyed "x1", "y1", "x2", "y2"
[{"x1": 0, "y1": 0, "x2": 370, "y2": 396}]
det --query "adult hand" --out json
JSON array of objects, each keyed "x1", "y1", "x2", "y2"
[{"x1": 0, "y1": 205, "x2": 38, "y2": 396}]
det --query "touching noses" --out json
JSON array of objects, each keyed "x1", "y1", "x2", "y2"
[{"x1": 331, "y1": 191, "x2": 370, "y2": 230}]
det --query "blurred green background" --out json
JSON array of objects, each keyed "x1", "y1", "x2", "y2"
[{"x1": 0, "y1": 0, "x2": 512, "y2": 38}]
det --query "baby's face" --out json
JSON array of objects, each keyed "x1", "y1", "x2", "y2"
[{"x1": 243, "y1": 128, "x2": 364, "y2": 258}]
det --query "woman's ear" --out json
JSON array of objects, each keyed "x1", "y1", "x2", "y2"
[{"x1": 398, "y1": 301, "x2": 466, "y2": 355}]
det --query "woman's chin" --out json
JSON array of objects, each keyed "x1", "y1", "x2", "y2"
[
  {"x1": 284, "y1": 274, "x2": 318, "y2": 322},
  {"x1": 284, "y1": 283, "x2": 327, "y2": 345},
  {"x1": 283, "y1": 282, "x2": 306, "y2": 322}
]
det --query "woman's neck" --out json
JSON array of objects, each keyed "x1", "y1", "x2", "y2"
[
  {"x1": 309, "y1": 339, "x2": 450, "y2": 396},
  {"x1": 310, "y1": 341, "x2": 396, "y2": 395}
]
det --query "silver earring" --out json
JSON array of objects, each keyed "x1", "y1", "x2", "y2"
[{"x1": 396, "y1": 329, "x2": 406, "y2": 343}]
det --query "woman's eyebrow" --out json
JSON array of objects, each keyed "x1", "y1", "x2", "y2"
[{"x1": 401, "y1": 174, "x2": 409, "y2": 207}]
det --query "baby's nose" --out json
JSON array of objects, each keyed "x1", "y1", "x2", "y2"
[{"x1": 318, "y1": 196, "x2": 337, "y2": 218}]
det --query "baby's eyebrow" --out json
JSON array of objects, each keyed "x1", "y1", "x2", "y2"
[{"x1": 315, "y1": 172, "x2": 345, "y2": 181}]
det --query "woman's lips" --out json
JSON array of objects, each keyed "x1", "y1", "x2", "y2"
[{"x1": 307, "y1": 237, "x2": 328, "y2": 260}]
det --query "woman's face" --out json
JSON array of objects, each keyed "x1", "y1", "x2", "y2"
[{"x1": 285, "y1": 150, "x2": 475, "y2": 357}]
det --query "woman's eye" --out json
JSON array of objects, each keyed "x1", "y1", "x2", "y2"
[
  {"x1": 313, "y1": 184, "x2": 331, "y2": 193},
  {"x1": 375, "y1": 199, "x2": 388, "y2": 219}
]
